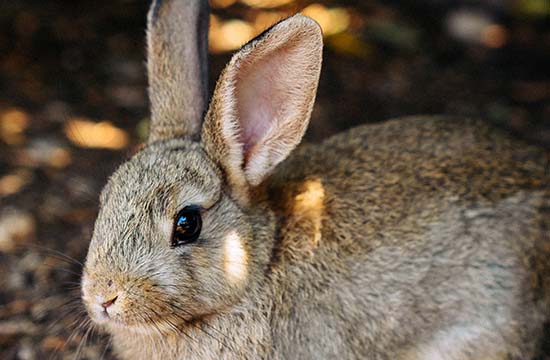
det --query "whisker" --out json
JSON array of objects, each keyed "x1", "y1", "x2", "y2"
[
  {"x1": 21, "y1": 243, "x2": 84, "y2": 267},
  {"x1": 99, "y1": 335, "x2": 112, "y2": 360},
  {"x1": 73, "y1": 320, "x2": 94, "y2": 360},
  {"x1": 146, "y1": 297, "x2": 234, "y2": 352},
  {"x1": 145, "y1": 303, "x2": 191, "y2": 340},
  {"x1": 166, "y1": 302, "x2": 233, "y2": 345}
]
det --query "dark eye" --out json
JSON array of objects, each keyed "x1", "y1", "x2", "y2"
[{"x1": 171, "y1": 206, "x2": 202, "y2": 247}]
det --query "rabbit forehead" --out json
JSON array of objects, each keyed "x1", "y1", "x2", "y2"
[
  {"x1": 92, "y1": 140, "x2": 222, "y2": 246},
  {"x1": 104, "y1": 139, "x2": 222, "y2": 208},
  {"x1": 88, "y1": 140, "x2": 223, "y2": 264}
]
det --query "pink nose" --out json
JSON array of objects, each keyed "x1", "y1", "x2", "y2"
[{"x1": 101, "y1": 296, "x2": 118, "y2": 309}]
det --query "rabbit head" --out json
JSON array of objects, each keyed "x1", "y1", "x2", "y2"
[{"x1": 81, "y1": 0, "x2": 322, "y2": 336}]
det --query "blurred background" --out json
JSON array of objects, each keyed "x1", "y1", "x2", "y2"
[{"x1": 0, "y1": 0, "x2": 549, "y2": 359}]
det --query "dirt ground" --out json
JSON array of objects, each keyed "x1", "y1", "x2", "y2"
[{"x1": 0, "y1": 0, "x2": 549, "y2": 359}]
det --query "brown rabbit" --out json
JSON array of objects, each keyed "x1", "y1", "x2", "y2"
[{"x1": 80, "y1": 0, "x2": 550, "y2": 359}]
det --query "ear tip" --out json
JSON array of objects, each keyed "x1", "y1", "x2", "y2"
[
  {"x1": 277, "y1": 14, "x2": 323, "y2": 50},
  {"x1": 289, "y1": 14, "x2": 323, "y2": 35},
  {"x1": 290, "y1": 14, "x2": 320, "y2": 26}
]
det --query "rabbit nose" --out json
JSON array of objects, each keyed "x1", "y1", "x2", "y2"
[{"x1": 101, "y1": 295, "x2": 118, "y2": 310}]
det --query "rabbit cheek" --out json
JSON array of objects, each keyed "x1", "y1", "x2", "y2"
[{"x1": 178, "y1": 230, "x2": 250, "y2": 313}]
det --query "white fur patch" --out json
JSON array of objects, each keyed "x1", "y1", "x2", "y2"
[{"x1": 223, "y1": 231, "x2": 248, "y2": 284}]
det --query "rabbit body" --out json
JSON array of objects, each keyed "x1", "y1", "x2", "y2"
[
  {"x1": 264, "y1": 116, "x2": 549, "y2": 360},
  {"x1": 100, "y1": 117, "x2": 549, "y2": 360},
  {"x1": 81, "y1": 1, "x2": 549, "y2": 359}
]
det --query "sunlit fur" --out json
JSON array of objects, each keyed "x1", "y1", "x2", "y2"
[{"x1": 82, "y1": 1, "x2": 549, "y2": 359}]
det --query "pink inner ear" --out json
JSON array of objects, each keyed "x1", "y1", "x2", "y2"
[{"x1": 235, "y1": 47, "x2": 291, "y2": 155}]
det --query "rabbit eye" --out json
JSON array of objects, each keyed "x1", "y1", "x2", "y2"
[{"x1": 171, "y1": 206, "x2": 202, "y2": 247}]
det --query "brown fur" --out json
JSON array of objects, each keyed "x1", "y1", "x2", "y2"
[
  {"x1": 147, "y1": 0, "x2": 209, "y2": 142},
  {"x1": 81, "y1": 1, "x2": 549, "y2": 359}
]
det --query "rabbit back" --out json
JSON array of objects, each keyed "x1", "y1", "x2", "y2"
[{"x1": 265, "y1": 116, "x2": 549, "y2": 359}]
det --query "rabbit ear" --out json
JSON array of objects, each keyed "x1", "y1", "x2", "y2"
[
  {"x1": 201, "y1": 15, "x2": 323, "y2": 202},
  {"x1": 147, "y1": 0, "x2": 209, "y2": 142}
]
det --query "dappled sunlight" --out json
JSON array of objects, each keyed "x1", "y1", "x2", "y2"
[
  {"x1": 0, "y1": 209, "x2": 35, "y2": 252},
  {"x1": 446, "y1": 9, "x2": 509, "y2": 48},
  {"x1": 481, "y1": 24, "x2": 508, "y2": 48},
  {"x1": 302, "y1": 4, "x2": 350, "y2": 36},
  {"x1": 239, "y1": 0, "x2": 294, "y2": 9},
  {"x1": 223, "y1": 231, "x2": 248, "y2": 284},
  {"x1": 252, "y1": 11, "x2": 287, "y2": 32},
  {"x1": 64, "y1": 118, "x2": 129, "y2": 150},
  {"x1": 208, "y1": 4, "x2": 350, "y2": 53},
  {"x1": 210, "y1": 0, "x2": 237, "y2": 8},
  {"x1": 292, "y1": 178, "x2": 325, "y2": 248},
  {"x1": 18, "y1": 141, "x2": 72, "y2": 169},
  {"x1": 209, "y1": 15, "x2": 255, "y2": 53},
  {"x1": 46, "y1": 148, "x2": 72, "y2": 168},
  {"x1": 0, "y1": 169, "x2": 33, "y2": 197},
  {"x1": 0, "y1": 108, "x2": 29, "y2": 145}
]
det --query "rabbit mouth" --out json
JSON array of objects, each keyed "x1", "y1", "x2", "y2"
[
  {"x1": 81, "y1": 275, "x2": 215, "y2": 334},
  {"x1": 102, "y1": 310, "x2": 217, "y2": 337}
]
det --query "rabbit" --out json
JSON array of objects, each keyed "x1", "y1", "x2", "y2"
[{"x1": 80, "y1": 0, "x2": 550, "y2": 359}]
